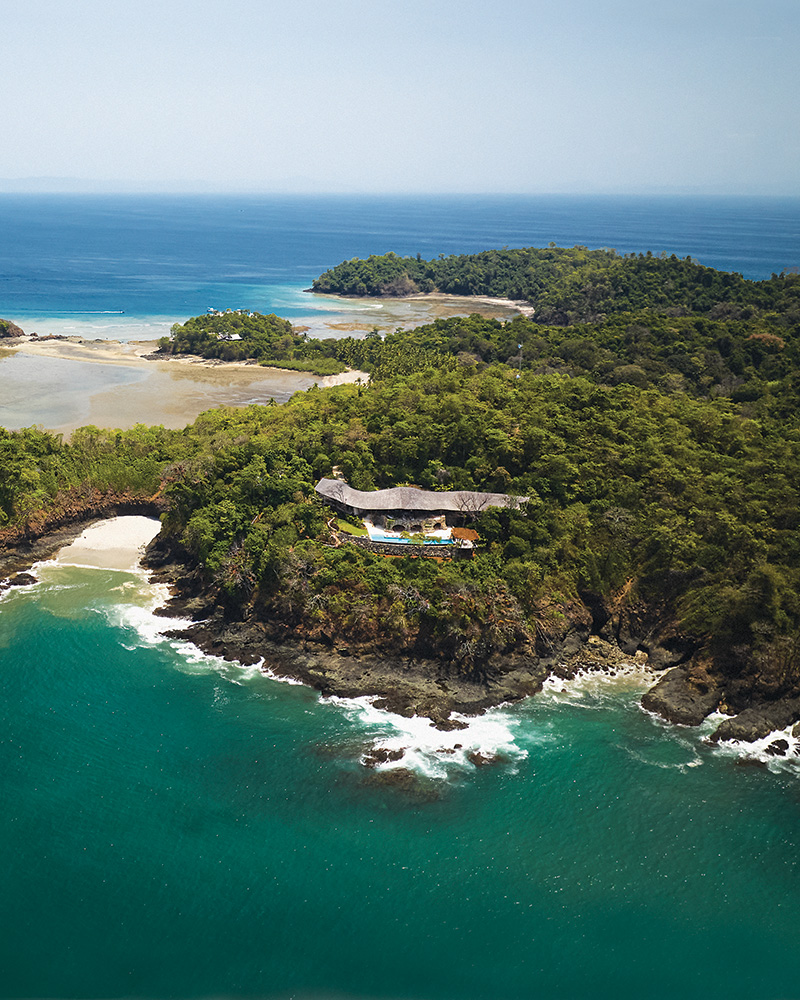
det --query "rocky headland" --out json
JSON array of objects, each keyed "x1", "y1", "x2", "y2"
[
  {"x1": 140, "y1": 533, "x2": 800, "y2": 752},
  {"x1": 3, "y1": 510, "x2": 799, "y2": 755},
  {"x1": 138, "y1": 532, "x2": 708, "y2": 730}
]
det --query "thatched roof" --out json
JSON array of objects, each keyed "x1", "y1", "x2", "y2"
[{"x1": 315, "y1": 478, "x2": 523, "y2": 513}]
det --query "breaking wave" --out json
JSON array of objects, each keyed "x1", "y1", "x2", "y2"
[{"x1": 325, "y1": 695, "x2": 527, "y2": 779}]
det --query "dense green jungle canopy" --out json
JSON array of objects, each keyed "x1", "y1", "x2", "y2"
[
  {"x1": 159, "y1": 310, "x2": 346, "y2": 376},
  {"x1": 3, "y1": 246, "x2": 800, "y2": 692},
  {"x1": 312, "y1": 246, "x2": 800, "y2": 323}
]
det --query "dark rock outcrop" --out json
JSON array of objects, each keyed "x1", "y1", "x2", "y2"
[
  {"x1": 709, "y1": 699, "x2": 800, "y2": 743},
  {"x1": 163, "y1": 611, "x2": 550, "y2": 727},
  {"x1": 362, "y1": 747, "x2": 405, "y2": 768},
  {"x1": 641, "y1": 661, "x2": 723, "y2": 726},
  {"x1": 598, "y1": 585, "x2": 695, "y2": 670},
  {"x1": 0, "y1": 318, "x2": 25, "y2": 339}
]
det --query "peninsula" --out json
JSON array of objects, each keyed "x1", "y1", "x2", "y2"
[{"x1": 2, "y1": 245, "x2": 800, "y2": 751}]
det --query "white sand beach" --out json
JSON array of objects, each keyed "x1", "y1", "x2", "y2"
[{"x1": 53, "y1": 516, "x2": 162, "y2": 572}]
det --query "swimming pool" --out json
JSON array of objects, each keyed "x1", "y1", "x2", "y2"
[{"x1": 367, "y1": 530, "x2": 455, "y2": 545}]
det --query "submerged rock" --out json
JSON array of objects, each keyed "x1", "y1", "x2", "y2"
[
  {"x1": 466, "y1": 750, "x2": 501, "y2": 767},
  {"x1": 734, "y1": 757, "x2": 768, "y2": 770},
  {"x1": 361, "y1": 767, "x2": 441, "y2": 801},
  {"x1": 362, "y1": 747, "x2": 405, "y2": 768}
]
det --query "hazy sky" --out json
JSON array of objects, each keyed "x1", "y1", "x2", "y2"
[{"x1": 2, "y1": 0, "x2": 798, "y2": 194}]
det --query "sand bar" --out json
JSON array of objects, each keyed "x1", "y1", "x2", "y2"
[
  {"x1": 294, "y1": 291, "x2": 531, "y2": 338},
  {"x1": 2, "y1": 292, "x2": 518, "y2": 434}
]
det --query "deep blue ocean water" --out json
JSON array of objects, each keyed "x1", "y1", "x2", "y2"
[
  {"x1": 2, "y1": 196, "x2": 800, "y2": 999},
  {"x1": 1, "y1": 194, "x2": 799, "y2": 321}
]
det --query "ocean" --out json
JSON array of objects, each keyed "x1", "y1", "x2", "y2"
[
  {"x1": 2, "y1": 194, "x2": 799, "y2": 324},
  {"x1": 2, "y1": 196, "x2": 800, "y2": 999}
]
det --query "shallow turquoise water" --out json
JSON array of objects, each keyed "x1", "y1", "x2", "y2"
[
  {"x1": 3, "y1": 194, "x2": 798, "y2": 433},
  {"x1": 3, "y1": 195, "x2": 800, "y2": 997},
  {"x1": 2, "y1": 564, "x2": 799, "y2": 999}
]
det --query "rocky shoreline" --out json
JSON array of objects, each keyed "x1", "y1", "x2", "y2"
[
  {"x1": 140, "y1": 532, "x2": 682, "y2": 729},
  {"x1": 141, "y1": 536, "x2": 800, "y2": 754},
  {"x1": 4, "y1": 512, "x2": 800, "y2": 756}
]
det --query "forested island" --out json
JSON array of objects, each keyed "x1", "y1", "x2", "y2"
[
  {"x1": 156, "y1": 310, "x2": 348, "y2": 376},
  {"x1": 311, "y1": 245, "x2": 798, "y2": 321},
  {"x1": 2, "y1": 246, "x2": 800, "y2": 748}
]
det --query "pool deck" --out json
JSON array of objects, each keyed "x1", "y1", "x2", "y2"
[{"x1": 364, "y1": 521, "x2": 456, "y2": 546}]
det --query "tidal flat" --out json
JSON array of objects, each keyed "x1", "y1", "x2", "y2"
[{"x1": 0, "y1": 292, "x2": 522, "y2": 435}]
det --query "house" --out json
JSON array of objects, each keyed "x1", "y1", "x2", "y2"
[{"x1": 315, "y1": 478, "x2": 524, "y2": 532}]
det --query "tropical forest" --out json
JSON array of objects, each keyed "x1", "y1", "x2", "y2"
[{"x1": 3, "y1": 246, "x2": 800, "y2": 735}]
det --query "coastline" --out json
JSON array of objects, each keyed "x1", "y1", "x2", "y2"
[
  {"x1": 305, "y1": 289, "x2": 535, "y2": 324},
  {"x1": 0, "y1": 512, "x2": 641, "y2": 726},
  {"x1": 141, "y1": 532, "x2": 800, "y2": 754},
  {"x1": 0, "y1": 493, "x2": 166, "y2": 580},
  {"x1": 51, "y1": 515, "x2": 162, "y2": 572},
  {"x1": 4, "y1": 512, "x2": 800, "y2": 763},
  {"x1": 0, "y1": 290, "x2": 525, "y2": 434},
  {"x1": 8, "y1": 334, "x2": 368, "y2": 383},
  {"x1": 141, "y1": 530, "x2": 662, "y2": 728}
]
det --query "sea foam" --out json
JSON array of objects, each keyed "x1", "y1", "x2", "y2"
[
  {"x1": 540, "y1": 658, "x2": 660, "y2": 704},
  {"x1": 705, "y1": 720, "x2": 800, "y2": 770},
  {"x1": 110, "y1": 590, "x2": 528, "y2": 777},
  {"x1": 324, "y1": 695, "x2": 527, "y2": 779}
]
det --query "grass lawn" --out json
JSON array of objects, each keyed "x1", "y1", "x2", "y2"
[{"x1": 335, "y1": 517, "x2": 368, "y2": 537}]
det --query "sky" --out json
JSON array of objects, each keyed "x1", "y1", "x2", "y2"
[{"x1": 1, "y1": 0, "x2": 798, "y2": 195}]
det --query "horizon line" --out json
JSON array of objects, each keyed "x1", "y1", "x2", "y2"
[{"x1": 0, "y1": 185, "x2": 798, "y2": 199}]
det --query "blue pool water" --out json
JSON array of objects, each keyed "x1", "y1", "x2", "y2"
[{"x1": 369, "y1": 530, "x2": 455, "y2": 545}]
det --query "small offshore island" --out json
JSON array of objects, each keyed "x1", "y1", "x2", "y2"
[{"x1": 3, "y1": 245, "x2": 800, "y2": 756}]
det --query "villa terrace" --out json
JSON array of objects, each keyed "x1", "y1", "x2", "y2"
[{"x1": 315, "y1": 478, "x2": 523, "y2": 557}]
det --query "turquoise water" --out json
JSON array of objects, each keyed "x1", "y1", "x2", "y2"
[
  {"x1": 2, "y1": 559, "x2": 800, "y2": 1000},
  {"x1": 3, "y1": 194, "x2": 799, "y2": 431},
  {"x1": 1, "y1": 194, "x2": 798, "y2": 324},
  {"x1": 3, "y1": 196, "x2": 800, "y2": 997}
]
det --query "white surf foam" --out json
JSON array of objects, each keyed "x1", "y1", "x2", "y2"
[
  {"x1": 260, "y1": 664, "x2": 306, "y2": 686},
  {"x1": 641, "y1": 706, "x2": 800, "y2": 772},
  {"x1": 324, "y1": 695, "x2": 527, "y2": 779},
  {"x1": 106, "y1": 592, "x2": 272, "y2": 686},
  {"x1": 708, "y1": 723, "x2": 800, "y2": 769},
  {"x1": 110, "y1": 594, "x2": 527, "y2": 777},
  {"x1": 540, "y1": 658, "x2": 660, "y2": 704}
]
